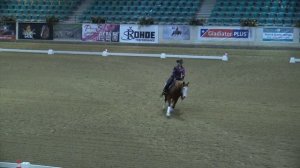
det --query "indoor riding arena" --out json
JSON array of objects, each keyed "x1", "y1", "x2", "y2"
[
  {"x1": 1, "y1": 0, "x2": 300, "y2": 167},
  {"x1": 0, "y1": 42, "x2": 299, "y2": 168}
]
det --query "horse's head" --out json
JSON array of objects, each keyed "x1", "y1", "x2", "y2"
[
  {"x1": 183, "y1": 81, "x2": 189, "y2": 87},
  {"x1": 174, "y1": 81, "x2": 189, "y2": 89},
  {"x1": 181, "y1": 81, "x2": 189, "y2": 99}
]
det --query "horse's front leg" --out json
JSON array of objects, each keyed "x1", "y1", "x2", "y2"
[
  {"x1": 166, "y1": 99, "x2": 173, "y2": 117},
  {"x1": 172, "y1": 97, "x2": 180, "y2": 109}
]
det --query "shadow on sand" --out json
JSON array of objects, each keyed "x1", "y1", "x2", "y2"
[{"x1": 161, "y1": 108, "x2": 185, "y2": 121}]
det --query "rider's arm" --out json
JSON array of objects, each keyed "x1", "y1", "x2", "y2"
[
  {"x1": 171, "y1": 67, "x2": 177, "y2": 77},
  {"x1": 182, "y1": 67, "x2": 186, "y2": 79}
]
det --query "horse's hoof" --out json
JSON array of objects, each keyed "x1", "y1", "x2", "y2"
[{"x1": 166, "y1": 111, "x2": 171, "y2": 117}]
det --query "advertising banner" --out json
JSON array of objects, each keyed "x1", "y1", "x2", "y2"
[
  {"x1": 0, "y1": 22, "x2": 16, "y2": 40},
  {"x1": 82, "y1": 24, "x2": 120, "y2": 42},
  {"x1": 120, "y1": 25, "x2": 158, "y2": 43},
  {"x1": 163, "y1": 25, "x2": 190, "y2": 40},
  {"x1": 18, "y1": 23, "x2": 53, "y2": 40},
  {"x1": 200, "y1": 28, "x2": 250, "y2": 39},
  {"x1": 262, "y1": 28, "x2": 293, "y2": 42},
  {"x1": 54, "y1": 24, "x2": 81, "y2": 40}
]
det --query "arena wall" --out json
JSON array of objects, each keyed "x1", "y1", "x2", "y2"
[
  {"x1": 1, "y1": 22, "x2": 299, "y2": 48},
  {"x1": 159, "y1": 26, "x2": 300, "y2": 47}
]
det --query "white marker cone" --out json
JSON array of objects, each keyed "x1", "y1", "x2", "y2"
[
  {"x1": 289, "y1": 57, "x2": 296, "y2": 63},
  {"x1": 160, "y1": 53, "x2": 166, "y2": 59},
  {"x1": 48, "y1": 49, "x2": 54, "y2": 55},
  {"x1": 222, "y1": 53, "x2": 228, "y2": 61},
  {"x1": 102, "y1": 49, "x2": 108, "y2": 56}
]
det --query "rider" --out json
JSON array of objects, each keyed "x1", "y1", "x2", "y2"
[{"x1": 161, "y1": 59, "x2": 185, "y2": 96}]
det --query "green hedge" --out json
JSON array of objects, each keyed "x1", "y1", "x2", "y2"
[
  {"x1": 0, "y1": 16, "x2": 16, "y2": 23},
  {"x1": 46, "y1": 16, "x2": 59, "y2": 25},
  {"x1": 240, "y1": 19, "x2": 257, "y2": 27},
  {"x1": 91, "y1": 16, "x2": 106, "y2": 24},
  {"x1": 295, "y1": 20, "x2": 300, "y2": 28},
  {"x1": 189, "y1": 18, "x2": 206, "y2": 26},
  {"x1": 138, "y1": 17, "x2": 154, "y2": 25}
]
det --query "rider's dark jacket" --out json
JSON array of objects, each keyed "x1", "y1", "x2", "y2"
[{"x1": 172, "y1": 65, "x2": 185, "y2": 80}]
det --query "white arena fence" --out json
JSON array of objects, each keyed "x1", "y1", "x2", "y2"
[
  {"x1": 0, "y1": 48, "x2": 229, "y2": 61},
  {"x1": 289, "y1": 57, "x2": 300, "y2": 63},
  {"x1": 0, "y1": 162, "x2": 60, "y2": 168}
]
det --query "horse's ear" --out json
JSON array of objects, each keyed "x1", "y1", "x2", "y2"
[{"x1": 186, "y1": 82, "x2": 189, "y2": 86}]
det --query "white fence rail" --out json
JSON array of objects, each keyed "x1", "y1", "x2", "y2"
[
  {"x1": 0, "y1": 162, "x2": 60, "y2": 168},
  {"x1": 0, "y1": 48, "x2": 229, "y2": 61}
]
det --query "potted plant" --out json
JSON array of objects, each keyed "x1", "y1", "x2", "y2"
[
  {"x1": 91, "y1": 16, "x2": 106, "y2": 24},
  {"x1": 46, "y1": 16, "x2": 59, "y2": 25},
  {"x1": 189, "y1": 18, "x2": 206, "y2": 26},
  {"x1": 138, "y1": 17, "x2": 154, "y2": 25},
  {"x1": 240, "y1": 19, "x2": 257, "y2": 27}
]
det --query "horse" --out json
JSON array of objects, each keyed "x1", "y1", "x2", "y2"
[
  {"x1": 164, "y1": 80, "x2": 189, "y2": 117},
  {"x1": 171, "y1": 27, "x2": 182, "y2": 36}
]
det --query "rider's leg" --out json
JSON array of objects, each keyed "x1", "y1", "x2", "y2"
[{"x1": 162, "y1": 77, "x2": 173, "y2": 95}]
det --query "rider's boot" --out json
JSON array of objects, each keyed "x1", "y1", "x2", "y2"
[
  {"x1": 161, "y1": 78, "x2": 172, "y2": 97},
  {"x1": 161, "y1": 89, "x2": 167, "y2": 96},
  {"x1": 161, "y1": 86, "x2": 168, "y2": 97}
]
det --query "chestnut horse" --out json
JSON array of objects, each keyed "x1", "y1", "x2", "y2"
[{"x1": 164, "y1": 80, "x2": 189, "y2": 117}]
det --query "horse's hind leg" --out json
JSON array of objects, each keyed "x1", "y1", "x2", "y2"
[{"x1": 162, "y1": 95, "x2": 168, "y2": 109}]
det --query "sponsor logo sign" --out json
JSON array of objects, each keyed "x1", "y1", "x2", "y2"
[
  {"x1": 200, "y1": 29, "x2": 249, "y2": 38},
  {"x1": 263, "y1": 28, "x2": 293, "y2": 42},
  {"x1": 120, "y1": 25, "x2": 158, "y2": 43},
  {"x1": 163, "y1": 25, "x2": 190, "y2": 40},
  {"x1": 54, "y1": 24, "x2": 82, "y2": 40},
  {"x1": 0, "y1": 23, "x2": 16, "y2": 40},
  {"x1": 18, "y1": 23, "x2": 53, "y2": 40},
  {"x1": 82, "y1": 24, "x2": 120, "y2": 42}
]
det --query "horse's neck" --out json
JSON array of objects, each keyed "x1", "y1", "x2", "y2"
[
  {"x1": 175, "y1": 81, "x2": 183, "y2": 88},
  {"x1": 172, "y1": 82, "x2": 183, "y2": 92}
]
